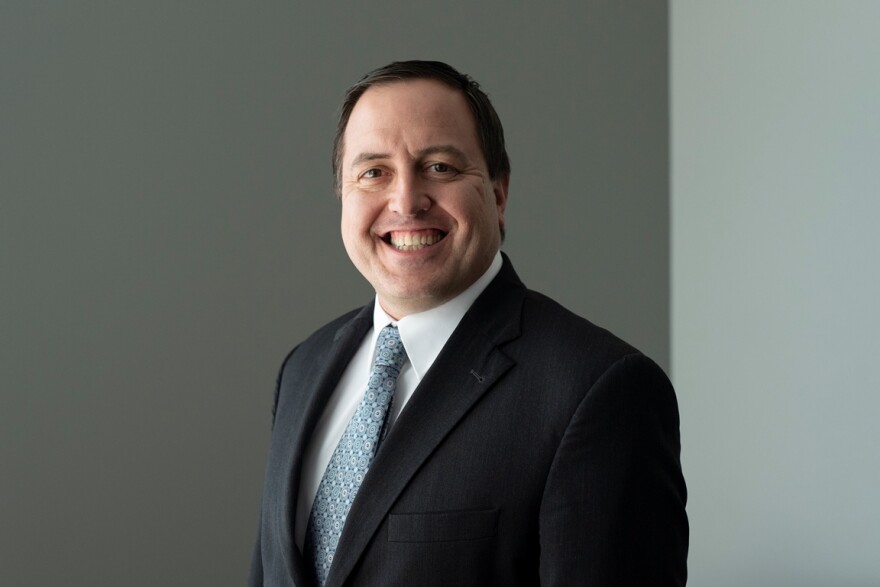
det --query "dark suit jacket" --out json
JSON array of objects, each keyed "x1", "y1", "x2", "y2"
[{"x1": 250, "y1": 255, "x2": 688, "y2": 586}]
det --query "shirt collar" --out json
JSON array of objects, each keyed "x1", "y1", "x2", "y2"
[{"x1": 372, "y1": 251, "x2": 503, "y2": 380}]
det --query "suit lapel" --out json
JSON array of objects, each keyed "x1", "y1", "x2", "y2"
[
  {"x1": 272, "y1": 304, "x2": 373, "y2": 587},
  {"x1": 325, "y1": 257, "x2": 526, "y2": 587}
]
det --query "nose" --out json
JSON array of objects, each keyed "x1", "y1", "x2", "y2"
[{"x1": 388, "y1": 171, "x2": 431, "y2": 216}]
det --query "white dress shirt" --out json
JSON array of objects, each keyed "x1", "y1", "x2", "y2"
[{"x1": 294, "y1": 252, "x2": 503, "y2": 549}]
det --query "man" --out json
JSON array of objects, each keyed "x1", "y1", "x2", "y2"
[{"x1": 250, "y1": 61, "x2": 688, "y2": 586}]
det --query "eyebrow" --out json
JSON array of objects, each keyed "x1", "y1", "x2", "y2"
[
  {"x1": 416, "y1": 144, "x2": 470, "y2": 163},
  {"x1": 348, "y1": 144, "x2": 471, "y2": 171},
  {"x1": 349, "y1": 152, "x2": 389, "y2": 169}
]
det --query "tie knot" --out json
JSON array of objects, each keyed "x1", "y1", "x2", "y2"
[{"x1": 374, "y1": 325, "x2": 408, "y2": 371}]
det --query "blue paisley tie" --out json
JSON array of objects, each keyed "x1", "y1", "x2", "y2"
[{"x1": 304, "y1": 325, "x2": 408, "y2": 586}]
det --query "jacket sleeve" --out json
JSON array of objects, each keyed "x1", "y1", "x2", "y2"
[
  {"x1": 248, "y1": 512, "x2": 264, "y2": 586},
  {"x1": 248, "y1": 344, "x2": 299, "y2": 586},
  {"x1": 538, "y1": 353, "x2": 689, "y2": 586}
]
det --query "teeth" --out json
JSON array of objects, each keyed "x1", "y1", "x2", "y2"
[{"x1": 389, "y1": 230, "x2": 442, "y2": 251}]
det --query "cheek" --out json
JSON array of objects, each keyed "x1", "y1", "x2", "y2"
[
  {"x1": 452, "y1": 188, "x2": 494, "y2": 224},
  {"x1": 476, "y1": 196, "x2": 501, "y2": 229},
  {"x1": 341, "y1": 199, "x2": 367, "y2": 233},
  {"x1": 341, "y1": 199, "x2": 384, "y2": 256},
  {"x1": 340, "y1": 206, "x2": 362, "y2": 253}
]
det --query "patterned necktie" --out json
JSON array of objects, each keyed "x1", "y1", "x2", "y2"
[{"x1": 304, "y1": 325, "x2": 408, "y2": 586}]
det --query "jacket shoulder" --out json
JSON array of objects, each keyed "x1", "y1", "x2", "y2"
[
  {"x1": 270, "y1": 304, "x2": 369, "y2": 421},
  {"x1": 520, "y1": 289, "x2": 642, "y2": 362},
  {"x1": 284, "y1": 303, "x2": 371, "y2": 363}
]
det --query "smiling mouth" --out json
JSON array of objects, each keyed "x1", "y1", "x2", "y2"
[{"x1": 384, "y1": 229, "x2": 446, "y2": 251}]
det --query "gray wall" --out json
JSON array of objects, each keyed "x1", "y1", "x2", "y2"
[
  {"x1": 672, "y1": 2, "x2": 880, "y2": 585},
  {"x1": 1, "y1": 2, "x2": 669, "y2": 584}
]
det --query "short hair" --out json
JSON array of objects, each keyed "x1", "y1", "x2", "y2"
[{"x1": 332, "y1": 60, "x2": 511, "y2": 194}]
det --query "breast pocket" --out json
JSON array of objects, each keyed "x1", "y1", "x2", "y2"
[{"x1": 388, "y1": 508, "x2": 499, "y2": 543}]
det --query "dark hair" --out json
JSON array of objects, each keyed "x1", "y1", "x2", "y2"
[{"x1": 332, "y1": 60, "x2": 510, "y2": 194}]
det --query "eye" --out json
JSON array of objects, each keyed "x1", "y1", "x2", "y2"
[
  {"x1": 360, "y1": 168, "x2": 384, "y2": 180},
  {"x1": 427, "y1": 162, "x2": 457, "y2": 175}
]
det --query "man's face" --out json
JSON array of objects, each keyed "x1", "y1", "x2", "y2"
[{"x1": 339, "y1": 79, "x2": 508, "y2": 319}]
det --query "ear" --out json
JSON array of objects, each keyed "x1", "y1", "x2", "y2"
[{"x1": 492, "y1": 174, "x2": 510, "y2": 230}]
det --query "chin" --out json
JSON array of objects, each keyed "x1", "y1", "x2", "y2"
[{"x1": 376, "y1": 284, "x2": 452, "y2": 314}]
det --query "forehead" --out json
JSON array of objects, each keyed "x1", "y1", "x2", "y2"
[{"x1": 342, "y1": 79, "x2": 481, "y2": 162}]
